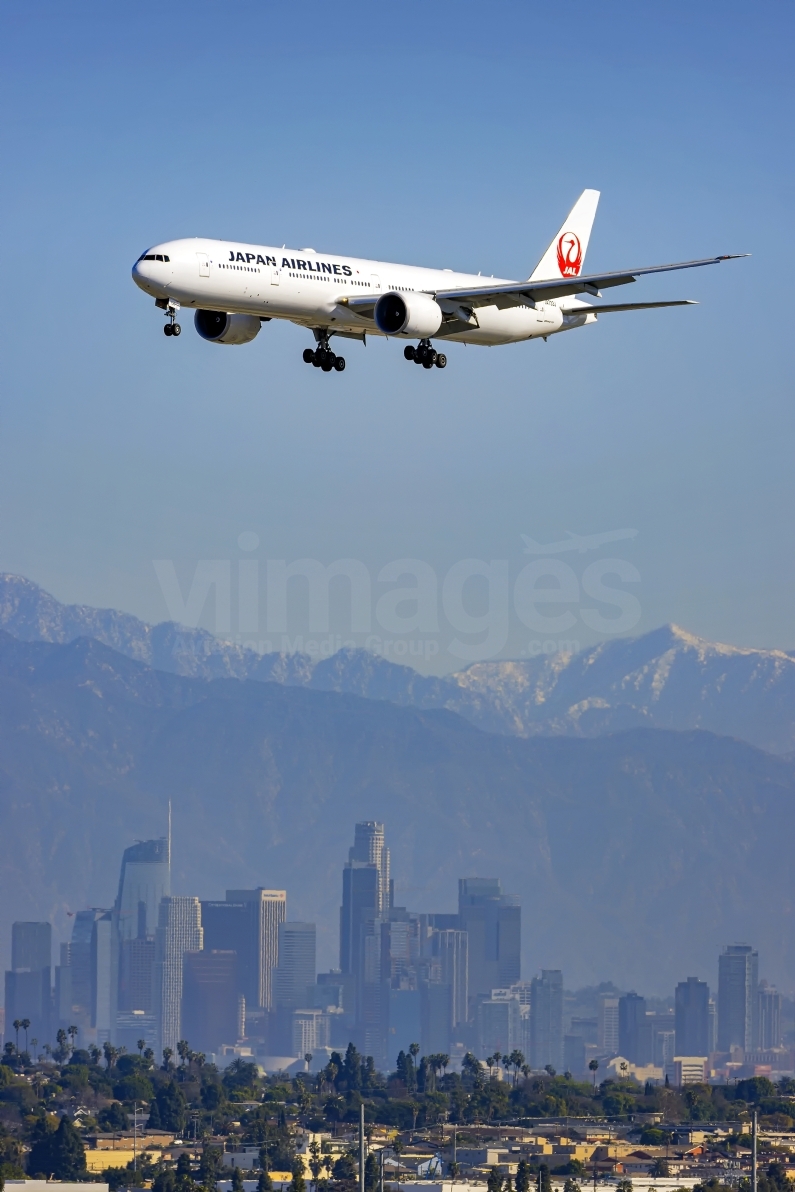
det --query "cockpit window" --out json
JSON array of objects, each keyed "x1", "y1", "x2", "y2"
[{"x1": 139, "y1": 253, "x2": 170, "y2": 262}]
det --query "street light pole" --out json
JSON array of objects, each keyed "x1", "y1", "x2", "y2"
[
  {"x1": 752, "y1": 1109, "x2": 758, "y2": 1192},
  {"x1": 133, "y1": 1101, "x2": 137, "y2": 1174},
  {"x1": 359, "y1": 1104, "x2": 365, "y2": 1192}
]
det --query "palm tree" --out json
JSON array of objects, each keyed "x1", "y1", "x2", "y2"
[
  {"x1": 589, "y1": 1058, "x2": 599, "y2": 1090},
  {"x1": 137, "y1": 1038, "x2": 146, "y2": 1056},
  {"x1": 30, "y1": 1038, "x2": 38, "y2": 1061},
  {"x1": 21, "y1": 1019, "x2": 31, "y2": 1055},
  {"x1": 12, "y1": 1020, "x2": 21, "y2": 1053},
  {"x1": 68, "y1": 1025, "x2": 78, "y2": 1052},
  {"x1": 305, "y1": 1052, "x2": 313, "y2": 1072},
  {"x1": 620, "y1": 1061, "x2": 628, "y2": 1080}
]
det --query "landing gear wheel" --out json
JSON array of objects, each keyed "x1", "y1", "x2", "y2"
[
  {"x1": 172, "y1": 323, "x2": 181, "y2": 336},
  {"x1": 321, "y1": 354, "x2": 334, "y2": 372},
  {"x1": 334, "y1": 356, "x2": 346, "y2": 372},
  {"x1": 303, "y1": 348, "x2": 315, "y2": 364},
  {"x1": 403, "y1": 345, "x2": 416, "y2": 361},
  {"x1": 164, "y1": 324, "x2": 173, "y2": 336},
  {"x1": 435, "y1": 353, "x2": 447, "y2": 368},
  {"x1": 414, "y1": 350, "x2": 425, "y2": 364},
  {"x1": 422, "y1": 357, "x2": 434, "y2": 369},
  {"x1": 312, "y1": 352, "x2": 322, "y2": 367}
]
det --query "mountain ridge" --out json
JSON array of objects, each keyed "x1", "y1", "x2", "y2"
[{"x1": 3, "y1": 573, "x2": 795, "y2": 752}]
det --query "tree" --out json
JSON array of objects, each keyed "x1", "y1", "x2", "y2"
[
  {"x1": 516, "y1": 1160, "x2": 532, "y2": 1192},
  {"x1": 152, "y1": 1080, "x2": 188, "y2": 1133},
  {"x1": 232, "y1": 1167, "x2": 245, "y2": 1192},
  {"x1": 11, "y1": 1023, "x2": 20, "y2": 1054},
  {"x1": 508, "y1": 1051, "x2": 526, "y2": 1086},
  {"x1": 199, "y1": 1144, "x2": 223, "y2": 1191},
  {"x1": 650, "y1": 1161, "x2": 670, "y2": 1178},
  {"x1": 589, "y1": 1059, "x2": 599, "y2": 1090},
  {"x1": 364, "y1": 1154, "x2": 379, "y2": 1192},
  {"x1": 332, "y1": 1154, "x2": 357, "y2": 1182},
  {"x1": 258, "y1": 1172, "x2": 273, "y2": 1192},
  {"x1": 308, "y1": 1141, "x2": 323, "y2": 1189},
  {"x1": 488, "y1": 1168, "x2": 503, "y2": 1192},
  {"x1": 616, "y1": 1181, "x2": 633, "y2": 1192},
  {"x1": 538, "y1": 1165, "x2": 551, "y2": 1192},
  {"x1": 290, "y1": 1157, "x2": 306, "y2": 1192},
  {"x1": 162, "y1": 1047, "x2": 174, "y2": 1071},
  {"x1": 28, "y1": 1115, "x2": 87, "y2": 1180},
  {"x1": 98, "y1": 1103, "x2": 129, "y2": 1132},
  {"x1": 563, "y1": 1181, "x2": 581, "y2": 1192},
  {"x1": 176, "y1": 1152, "x2": 196, "y2": 1192}
]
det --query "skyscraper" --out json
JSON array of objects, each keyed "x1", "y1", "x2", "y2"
[
  {"x1": 153, "y1": 896, "x2": 203, "y2": 1056},
  {"x1": 675, "y1": 977, "x2": 710, "y2": 1056},
  {"x1": 181, "y1": 950, "x2": 240, "y2": 1055},
  {"x1": 4, "y1": 922, "x2": 52, "y2": 1047},
  {"x1": 758, "y1": 986, "x2": 782, "y2": 1049},
  {"x1": 340, "y1": 822, "x2": 391, "y2": 986},
  {"x1": 598, "y1": 996, "x2": 619, "y2": 1055},
  {"x1": 115, "y1": 838, "x2": 171, "y2": 942},
  {"x1": 432, "y1": 929, "x2": 469, "y2": 1030},
  {"x1": 458, "y1": 878, "x2": 520, "y2": 1017},
  {"x1": 718, "y1": 944, "x2": 758, "y2": 1052},
  {"x1": 92, "y1": 911, "x2": 117, "y2": 1044},
  {"x1": 350, "y1": 822, "x2": 391, "y2": 913},
  {"x1": 529, "y1": 970, "x2": 563, "y2": 1070},
  {"x1": 274, "y1": 922, "x2": 316, "y2": 1010},
  {"x1": 618, "y1": 992, "x2": 651, "y2": 1064},
  {"x1": 226, "y1": 889, "x2": 286, "y2": 1010},
  {"x1": 115, "y1": 836, "x2": 171, "y2": 1037}
]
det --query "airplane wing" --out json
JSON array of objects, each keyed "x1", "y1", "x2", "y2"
[
  {"x1": 562, "y1": 300, "x2": 697, "y2": 315},
  {"x1": 433, "y1": 254, "x2": 747, "y2": 310},
  {"x1": 337, "y1": 295, "x2": 378, "y2": 318}
]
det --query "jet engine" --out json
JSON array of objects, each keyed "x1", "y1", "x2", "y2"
[
  {"x1": 194, "y1": 309, "x2": 262, "y2": 345},
  {"x1": 374, "y1": 292, "x2": 442, "y2": 338}
]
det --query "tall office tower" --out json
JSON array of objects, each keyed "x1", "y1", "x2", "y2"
[
  {"x1": 115, "y1": 837, "x2": 171, "y2": 1029},
  {"x1": 67, "y1": 910, "x2": 104, "y2": 1029},
  {"x1": 758, "y1": 986, "x2": 782, "y2": 1049},
  {"x1": 115, "y1": 838, "x2": 171, "y2": 942},
  {"x1": 708, "y1": 998, "x2": 717, "y2": 1053},
  {"x1": 153, "y1": 896, "x2": 203, "y2": 1056},
  {"x1": 274, "y1": 923, "x2": 316, "y2": 1010},
  {"x1": 529, "y1": 970, "x2": 564, "y2": 1070},
  {"x1": 226, "y1": 889, "x2": 286, "y2": 1010},
  {"x1": 201, "y1": 899, "x2": 252, "y2": 1008},
  {"x1": 675, "y1": 977, "x2": 710, "y2": 1056},
  {"x1": 339, "y1": 821, "x2": 390, "y2": 990},
  {"x1": 181, "y1": 950, "x2": 240, "y2": 1055},
  {"x1": 432, "y1": 929, "x2": 469, "y2": 1030},
  {"x1": 598, "y1": 996, "x2": 619, "y2": 1054},
  {"x1": 718, "y1": 944, "x2": 759, "y2": 1052},
  {"x1": 92, "y1": 911, "x2": 117, "y2": 1044},
  {"x1": 477, "y1": 990, "x2": 522, "y2": 1056},
  {"x1": 340, "y1": 865, "x2": 380, "y2": 980},
  {"x1": 458, "y1": 878, "x2": 520, "y2": 1018},
  {"x1": 618, "y1": 992, "x2": 651, "y2": 1064},
  {"x1": 4, "y1": 922, "x2": 52, "y2": 1046},
  {"x1": 350, "y1": 822, "x2": 391, "y2": 914}
]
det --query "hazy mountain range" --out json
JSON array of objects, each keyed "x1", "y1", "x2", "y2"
[
  {"x1": 2, "y1": 572, "x2": 795, "y2": 753},
  {"x1": 0, "y1": 622, "x2": 793, "y2": 991}
]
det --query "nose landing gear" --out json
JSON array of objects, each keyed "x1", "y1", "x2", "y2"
[
  {"x1": 404, "y1": 340, "x2": 446, "y2": 368},
  {"x1": 157, "y1": 298, "x2": 181, "y2": 337},
  {"x1": 303, "y1": 332, "x2": 345, "y2": 373}
]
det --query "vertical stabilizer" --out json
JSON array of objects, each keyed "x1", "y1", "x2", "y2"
[{"x1": 529, "y1": 189, "x2": 600, "y2": 281}]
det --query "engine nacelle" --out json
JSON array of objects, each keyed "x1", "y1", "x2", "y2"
[
  {"x1": 194, "y1": 309, "x2": 261, "y2": 345},
  {"x1": 374, "y1": 291, "x2": 443, "y2": 338}
]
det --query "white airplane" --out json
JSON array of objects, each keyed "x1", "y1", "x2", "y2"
[
  {"x1": 521, "y1": 529, "x2": 638, "y2": 555},
  {"x1": 131, "y1": 189, "x2": 746, "y2": 373}
]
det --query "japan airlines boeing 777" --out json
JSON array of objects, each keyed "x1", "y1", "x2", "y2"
[{"x1": 131, "y1": 190, "x2": 746, "y2": 373}]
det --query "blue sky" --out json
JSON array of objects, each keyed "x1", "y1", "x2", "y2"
[{"x1": 0, "y1": 1, "x2": 792, "y2": 670}]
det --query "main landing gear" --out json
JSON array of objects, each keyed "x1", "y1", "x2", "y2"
[
  {"x1": 303, "y1": 332, "x2": 345, "y2": 372},
  {"x1": 404, "y1": 340, "x2": 446, "y2": 369},
  {"x1": 157, "y1": 298, "x2": 181, "y2": 337}
]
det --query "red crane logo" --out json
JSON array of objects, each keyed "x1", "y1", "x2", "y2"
[{"x1": 556, "y1": 232, "x2": 583, "y2": 277}]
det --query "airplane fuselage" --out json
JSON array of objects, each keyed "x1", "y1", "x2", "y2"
[{"x1": 132, "y1": 237, "x2": 592, "y2": 346}]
